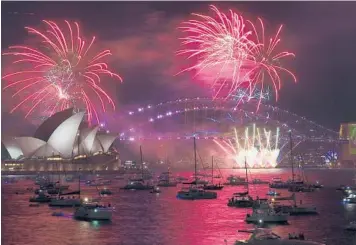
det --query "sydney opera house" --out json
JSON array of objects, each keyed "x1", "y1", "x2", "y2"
[{"x1": 1, "y1": 109, "x2": 120, "y2": 172}]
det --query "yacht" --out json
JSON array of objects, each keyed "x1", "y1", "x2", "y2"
[
  {"x1": 29, "y1": 191, "x2": 52, "y2": 203},
  {"x1": 74, "y1": 203, "x2": 113, "y2": 221},
  {"x1": 150, "y1": 186, "x2": 161, "y2": 194},
  {"x1": 273, "y1": 193, "x2": 318, "y2": 215},
  {"x1": 245, "y1": 202, "x2": 289, "y2": 224},
  {"x1": 250, "y1": 179, "x2": 269, "y2": 185},
  {"x1": 225, "y1": 175, "x2": 247, "y2": 186},
  {"x1": 343, "y1": 193, "x2": 356, "y2": 203},
  {"x1": 233, "y1": 228, "x2": 326, "y2": 245},
  {"x1": 267, "y1": 190, "x2": 280, "y2": 196},
  {"x1": 345, "y1": 221, "x2": 356, "y2": 231},
  {"x1": 157, "y1": 170, "x2": 177, "y2": 187},
  {"x1": 49, "y1": 196, "x2": 82, "y2": 207},
  {"x1": 121, "y1": 146, "x2": 154, "y2": 190},
  {"x1": 99, "y1": 188, "x2": 113, "y2": 195},
  {"x1": 311, "y1": 181, "x2": 323, "y2": 189},
  {"x1": 177, "y1": 185, "x2": 217, "y2": 200},
  {"x1": 121, "y1": 179, "x2": 154, "y2": 190},
  {"x1": 176, "y1": 138, "x2": 217, "y2": 200},
  {"x1": 288, "y1": 184, "x2": 315, "y2": 193},
  {"x1": 202, "y1": 156, "x2": 224, "y2": 190},
  {"x1": 227, "y1": 192, "x2": 254, "y2": 208}
]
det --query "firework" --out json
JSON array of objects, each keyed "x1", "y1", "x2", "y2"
[
  {"x1": 178, "y1": 6, "x2": 296, "y2": 108},
  {"x1": 2, "y1": 20, "x2": 122, "y2": 124},
  {"x1": 177, "y1": 5, "x2": 257, "y2": 98},
  {"x1": 245, "y1": 18, "x2": 296, "y2": 109},
  {"x1": 214, "y1": 125, "x2": 280, "y2": 168}
]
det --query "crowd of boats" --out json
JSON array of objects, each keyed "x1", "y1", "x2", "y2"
[{"x1": 5, "y1": 137, "x2": 356, "y2": 244}]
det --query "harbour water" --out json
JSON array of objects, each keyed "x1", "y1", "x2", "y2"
[{"x1": 2, "y1": 168, "x2": 356, "y2": 245}]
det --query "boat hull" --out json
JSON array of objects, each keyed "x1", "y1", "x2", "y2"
[
  {"x1": 245, "y1": 214, "x2": 289, "y2": 223},
  {"x1": 176, "y1": 191, "x2": 217, "y2": 200},
  {"x1": 74, "y1": 207, "x2": 112, "y2": 221}
]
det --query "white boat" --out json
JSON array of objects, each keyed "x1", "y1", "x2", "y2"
[
  {"x1": 233, "y1": 228, "x2": 326, "y2": 245},
  {"x1": 74, "y1": 204, "x2": 113, "y2": 221},
  {"x1": 343, "y1": 193, "x2": 356, "y2": 203},
  {"x1": 121, "y1": 179, "x2": 153, "y2": 190},
  {"x1": 273, "y1": 193, "x2": 318, "y2": 215},
  {"x1": 49, "y1": 197, "x2": 82, "y2": 207},
  {"x1": 176, "y1": 138, "x2": 217, "y2": 200},
  {"x1": 345, "y1": 221, "x2": 356, "y2": 231},
  {"x1": 177, "y1": 186, "x2": 217, "y2": 200},
  {"x1": 245, "y1": 202, "x2": 289, "y2": 224}
]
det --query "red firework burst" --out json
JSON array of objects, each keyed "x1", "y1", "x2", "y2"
[{"x1": 2, "y1": 20, "x2": 122, "y2": 124}]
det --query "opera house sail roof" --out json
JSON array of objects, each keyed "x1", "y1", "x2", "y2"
[{"x1": 2, "y1": 110, "x2": 117, "y2": 160}]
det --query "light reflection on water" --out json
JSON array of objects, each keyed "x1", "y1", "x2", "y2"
[{"x1": 2, "y1": 168, "x2": 356, "y2": 245}]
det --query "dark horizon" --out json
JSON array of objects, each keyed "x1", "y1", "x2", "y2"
[{"x1": 2, "y1": 1, "x2": 356, "y2": 132}]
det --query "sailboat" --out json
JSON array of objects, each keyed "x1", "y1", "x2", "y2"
[
  {"x1": 203, "y1": 156, "x2": 223, "y2": 190},
  {"x1": 176, "y1": 137, "x2": 217, "y2": 200},
  {"x1": 272, "y1": 193, "x2": 318, "y2": 215},
  {"x1": 121, "y1": 146, "x2": 154, "y2": 190},
  {"x1": 228, "y1": 157, "x2": 255, "y2": 208},
  {"x1": 157, "y1": 167, "x2": 178, "y2": 187}
]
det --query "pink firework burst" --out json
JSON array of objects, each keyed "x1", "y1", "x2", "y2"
[
  {"x1": 2, "y1": 20, "x2": 122, "y2": 124},
  {"x1": 177, "y1": 5, "x2": 257, "y2": 99},
  {"x1": 245, "y1": 18, "x2": 296, "y2": 109}
]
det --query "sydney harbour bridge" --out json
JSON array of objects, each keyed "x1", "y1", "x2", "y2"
[{"x1": 112, "y1": 97, "x2": 341, "y2": 168}]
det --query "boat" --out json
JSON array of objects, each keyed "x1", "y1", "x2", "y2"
[
  {"x1": 100, "y1": 188, "x2": 113, "y2": 195},
  {"x1": 311, "y1": 181, "x2": 323, "y2": 189},
  {"x1": 288, "y1": 184, "x2": 315, "y2": 193},
  {"x1": 228, "y1": 192, "x2": 254, "y2": 208},
  {"x1": 343, "y1": 193, "x2": 356, "y2": 203},
  {"x1": 233, "y1": 228, "x2": 326, "y2": 245},
  {"x1": 203, "y1": 156, "x2": 224, "y2": 190},
  {"x1": 273, "y1": 193, "x2": 318, "y2": 215},
  {"x1": 345, "y1": 221, "x2": 356, "y2": 231},
  {"x1": 267, "y1": 190, "x2": 280, "y2": 196},
  {"x1": 227, "y1": 157, "x2": 254, "y2": 208},
  {"x1": 150, "y1": 186, "x2": 161, "y2": 193},
  {"x1": 74, "y1": 203, "x2": 113, "y2": 221},
  {"x1": 250, "y1": 179, "x2": 270, "y2": 185},
  {"x1": 29, "y1": 191, "x2": 52, "y2": 203},
  {"x1": 176, "y1": 176, "x2": 188, "y2": 183},
  {"x1": 49, "y1": 172, "x2": 82, "y2": 207},
  {"x1": 157, "y1": 169, "x2": 177, "y2": 187},
  {"x1": 245, "y1": 201, "x2": 289, "y2": 224},
  {"x1": 176, "y1": 138, "x2": 217, "y2": 200},
  {"x1": 224, "y1": 175, "x2": 247, "y2": 186}
]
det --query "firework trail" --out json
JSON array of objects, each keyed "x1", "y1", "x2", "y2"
[
  {"x1": 245, "y1": 18, "x2": 296, "y2": 109},
  {"x1": 214, "y1": 125, "x2": 280, "y2": 168},
  {"x1": 177, "y1": 5, "x2": 257, "y2": 99},
  {"x1": 2, "y1": 20, "x2": 122, "y2": 124},
  {"x1": 178, "y1": 5, "x2": 296, "y2": 109}
]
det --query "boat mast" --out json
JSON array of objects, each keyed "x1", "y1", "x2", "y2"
[
  {"x1": 289, "y1": 131, "x2": 294, "y2": 183},
  {"x1": 244, "y1": 156, "x2": 248, "y2": 192},
  {"x1": 211, "y1": 156, "x2": 214, "y2": 185},
  {"x1": 194, "y1": 137, "x2": 197, "y2": 184},
  {"x1": 140, "y1": 145, "x2": 143, "y2": 180},
  {"x1": 78, "y1": 168, "x2": 81, "y2": 199}
]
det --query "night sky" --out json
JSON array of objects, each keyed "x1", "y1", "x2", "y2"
[{"x1": 2, "y1": 1, "x2": 356, "y2": 132}]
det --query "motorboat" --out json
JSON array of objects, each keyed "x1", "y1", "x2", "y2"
[
  {"x1": 157, "y1": 179, "x2": 177, "y2": 187},
  {"x1": 250, "y1": 179, "x2": 270, "y2": 185},
  {"x1": 121, "y1": 179, "x2": 154, "y2": 190},
  {"x1": 74, "y1": 204, "x2": 113, "y2": 221},
  {"x1": 272, "y1": 193, "x2": 318, "y2": 215},
  {"x1": 345, "y1": 221, "x2": 356, "y2": 231},
  {"x1": 177, "y1": 185, "x2": 217, "y2": 200},
  {"x1": 228, "y1": 192, "x2": 254, "y2": 208},
  {"x1": 203, "y1": 183, "x2": 224, "y2": 190},
  {"x1": 288, "y1": 185, "x2": 315, "y2": 193},
  {"x1": 224, "y1": 175, "x2": 247, "y2": 186},
  {"x1": 233, "y1": 228, "x2": 326, "y2": 245},
  {"x1": 311, "y1": 181, "x2": 323, "y2": 189},
  {"x1": 99, "y1": 188, "x2": 113, "y2": 195},
  {"x1": 267, "y1": 190, "x2": 281, "y2": 196},
  {"x1": 49, "y1": 196, "x2": 82, "y2": 207},
  {"x1": 245, "y1": 202, "x2": 289, "y2": 224},
  {"x1": 29, "y1": 191, "x2": 52, "y2": 203},
  {"x1": 343, "y1": 193, "x2": 356, "y2": 203},
  {"x1": 150, "y1": 186, "x2": 161, "y2": 194}
]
